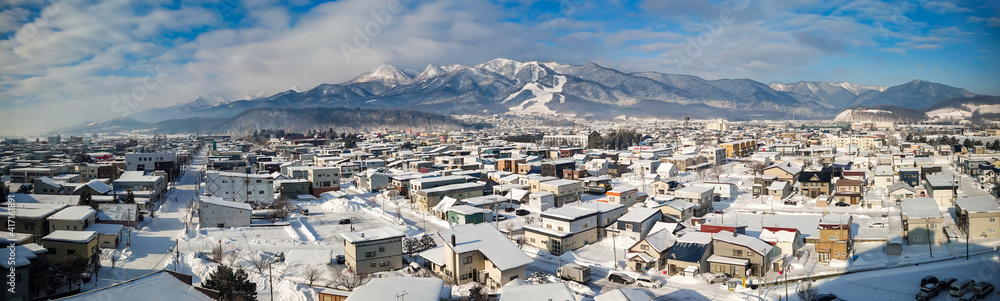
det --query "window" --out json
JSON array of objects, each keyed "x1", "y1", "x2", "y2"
[
  {"x1": 829, "y1": 235, "x2": 838, "y2": 241},
  {"x1": 49, "y1": 248, "x2": 56, "y2": 254},
  {"x1": 990, "y1": 217, "x2": 997, "y2": 223},
  {"x1": 582, "y1": 223, "x2": 588, "y2": 228},
  {"x1": 463, "y1": 256, "x2": 473, "y2": 264},
  {"x1": 557, "y1": 226, "x2": 564, "y2": 231},
  {"x1": 989, "y1": 228, "x2": 996, "y2": 234},
  {"x1": 546, "y1": 224, "x2": 552, "y2": 229},
  {"x1": 259, "y1": 191, "x2": 264, "y2": 195},
  {"x1": 256, "y1": 180, "x2": 261, "y2": 183},
  {"x1": 733, "y1": 250, "x2": 743, "y2": 257},
  {"x1": 67, "y1": 249, "x2": 76, "y2": 255},
  {"x1": 380, "y1": 261, "x2": 390, "y2": 267},
  {"x1": 530, "y1": 238, "x2": 536, "y2": 243},
  {"x1": 626, "y1": 224, "x2": 633, "y2": 231},
  {"x1": 365, "y1": 251, "x2": 376, "y2": 257},
  {"x1": 24, "y1": 222, "x2": 34, "y2": 230},
  {"x1": 510, "y1": 275, "x2": 519, "y2": 281},
  {"x1": 379, "y1": 246, "x2": 385, "y2": 252},
  {"x1": 641, "y1": 245, "x2": 649, "y2": 250},
  {"x1": 370, "y1": 262, "x2": 377, "y2": 267}
]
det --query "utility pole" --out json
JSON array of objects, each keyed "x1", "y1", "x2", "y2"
[{"x1": 269, "y1": 258, "x2": 274, "y2": 301}]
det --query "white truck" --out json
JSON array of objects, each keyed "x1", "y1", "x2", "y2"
[{"x1": 557, "y1": 263, "x2": 592, "y2": 283}]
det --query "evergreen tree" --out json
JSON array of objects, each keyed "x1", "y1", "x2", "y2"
[
  {"x1": 963, "y1": 139, "x2": 975, "y2": 149},
  {"x1": 78, "y1": 191, "x2": 92, "y2": 206},
  {"x1": 202, "y1": 265, "x2": 258, "y2": 301},
  {"x1": 125, "y1": 190, "x2": 136, "y2": 204},
  {"x1": 587, "y1": 130, "x2": 602, "y2": 149}
]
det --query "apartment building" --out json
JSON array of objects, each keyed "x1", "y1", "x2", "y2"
[
  {"x1": 204, "y1": 171, "x2": 275, "y2": 204},
  {"x1": 341, "y1": 227, "x2": 405, "y2": 274},
  {"x1": 523, "y1": 206, "x2": 599, "y2": 255}
]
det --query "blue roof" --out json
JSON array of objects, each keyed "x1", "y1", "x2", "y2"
[{"x1": 665, "y1": 241, "x2": 709, "y2": 262}]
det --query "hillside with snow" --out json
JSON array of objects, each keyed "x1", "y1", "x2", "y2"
[{"x1": 833, "y1": 105, "x2": 927, "y2": 123}]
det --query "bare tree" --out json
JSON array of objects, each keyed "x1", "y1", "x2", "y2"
[
  {"x1": 244, "y1": 253, "x2": 270, "y2": 273},
  {"x1": 333, "y1": 269, "x2": 371, "y2": 291},
  {"x1": 303, "y1": 266, "x2": 325, "y2": 287},
  {"x1": 709, "y1": 165, "x2": 724, "y2": 181},
  {"x1": 502, "y1": 222, "x2": 515, "y2": 237},
  {"x1": 521, "y1": 215, "x2": 537, "y2": 225},
  {"x1": 750, "y1": 162, "x2": 767, "y2": 177},
  {"x1": 224, "y1": 250, "x2": 241, "y2": 267}
]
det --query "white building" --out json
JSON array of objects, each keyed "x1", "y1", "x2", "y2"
[
  {"x1": 542, "y1": 134, "x2": 588, "y2": 147},
  {"x1": 706, "y1": 119, "x2": 728, "y2": 132},
  {"x1": 125, "y1": 152, "x2": 177, "y2": 172},
  {"x1": 205, "y1": 171, "x2": 275, "y2": 204},
  {"x1": 199, "y1": 196, "x2": 252, "y2": 228}
]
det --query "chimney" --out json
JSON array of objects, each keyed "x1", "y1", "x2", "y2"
[
  {"x1": 732, "y1": 231, "x2": 738, "y2": 237},
  {"x1": 451, "y1": 234, "x2": 456, "y2": 246},
  {"x1": 360, "y1": 233, "x2": 365, "y2": 238}
]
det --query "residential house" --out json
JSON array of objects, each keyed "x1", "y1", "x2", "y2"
[
  {"x1": 655, "y1": 163, "x2": 678, "y2": 178},
  {"x1": 408, "y1": 175, "x2": 474, "y2": 199},
  {"x1": 702, "y1": 182, "x2": 739, "y2": 202},
  {"x1": 345, "y1": 277, "x2": 449, "y2": 301},
  {"x1": 42, "y1": 230, "x2": 98, "y2": 263},
  {"x1": 815, "y1": 214, "x2": 852, "y2": 263},
  {"x1": 954, "y1": 196, "x2": 1000, "y2": 239},
  {"x1": 341, "y1": 227, "x2": 405, "y2": 274},
  {"x1": 199, "y1": 196, "x2": 252, "y2": 228},
  {"x1": 527, "y1": 191, "x2": 555, "y2": 212},
  {"x1": 1, "y1": 245, "x2": 40, "y2": 301},
  {"x1": 500, "y1": 281, "x2": 576, "y2": 301},
  {"x1": 709, "y1": 231, "x2": 775, "y2": 277},
  {"x1": 538, "y1": 179, "x2": 583, "y2": 207},
  {"x1": 423, "y1": 224, "x2": 532, "y2": 289},
  {"x1": 626, "y1": 224, "x2": 677, "y2": 272},
  {"x1": 33, "y1": 177, "x2": 69, "y2": 195},
  {"x1": 798, "y1": 171, "x2": 833, "y2": 198},
  {"x1": 447, "y1": 205, "x2": 493, "y2": 225},
  {"x1": 309, "y1": 167, "x2": 342, "y2": 196},
  {"x1": 584, "y1": 159, "x2": 609, "y2": 176},
  {"x1": 665, "y1": 232, "x2": 713, "y2": 275},
  {"x1": 700, "y1": 147, "x2": 727, "y2": 166},
  {"x1": 653, "y1": 200, "x2": 698, "y2": 221},
  {"x1": 57, "y1": 270, "x2": 218, "y2": 301},
  {"x1": 204, "y1": 171, "x2": 274, "y2": 204},
  {"x1": 924, "y1": 174, "x2": 957, "y2": 207},
  {"x1": 523, "y1": 206, "x2": 598, "y2": 255},
  {"x1": 608, "y1": 208, "x2": 662, "y2": 241},
  {"x1": 833, "y1": 179, "x2": 863, "y2": 205},
  {"x1": 592, "y1": 201, "x2": 627, "y2": 238},
  {"x1": 47, "y1": 206, "x2": 97, "y2": 232},
  {"x1": 72, "y1": 179, "x2": 113, "y2": 196},
  {"x1": 873, "y1": 165, "x2": 893, "y2": 189},
  {"x1": 758, "y1": 227, "x2": 801, "y2": 258},
  {"x1": 605, "y1": 186, "x2": 639, "y2": 208},
  {"x1": 0, "y1": 202, "x2": 66, "y2": 244},
  {"x1": 541, "y1": 160, "x2": 576, "y2": 179},
  {"x1": 413, "y1": 182, "x2": 485, "y2": 212},
  {"x1": 901, "y1": 198, "x2": 945, "y2": 245},
  {"x1": 899, "y1": 167, "x2": 920, "y2": 187},
  {"x1": 768, "y1": 181, "x2": 791, "y2": 200},
  {"x1": 673, "y1": 185, "x2": 713, "y2": 216},
  {"x1": 888, "y1": 182, "x2": 916, "y2": 204},
  {"x1": 753, "y1": 175, "x2": 777, "y2": 197},
  {"x1": 763, "y1": 162, "x2": 802, "y2": 183},
  {"x1": 650, "y1": 179, "x2": 682, "y2": 196},
  {"x1": 85, "y1": 223, "x2": 124, "y2": 249}
]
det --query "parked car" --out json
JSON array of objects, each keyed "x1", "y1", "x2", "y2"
[
  {"x1": 972, "y1": 282, "x2": 994, "y2": 298},
  {"x1": 921, "y1": 275, "x2": 939, "y2": 287},
  {"x1": 706, "y1": 273, "x2": 729, "y2": 284},
  {"x1": 958, "y1": 292, "x2": 977, "y2": 301},
  {"x1": 939, "y1": 278, "x2": 958, "y2": 293},
  {"x1": 515, "y1": 209, "x2": 530, "y2": 216},
  {"x1": 916, "y1": 282, "x2": 941, "y2": 301},
  {"x1": 635, "y1": 276, "x2": 663, "y2": 288},
  {"x1": 494, "y1": 215, "x2": 509, "y2": 221},
  {"x1": 338, "y1": 218, "x2": 352, "y2": 224},
  {"x1": 835, "y1": 202, "x2": 850, "y2": 207},
  {"x1": 505, "y1": 207, "x2": 516, "y2": 212},
  {"x1": 335, "y1": 255, "x2": 345, "y2": 264},
  {"x1": 950, "y1": 279, "x2": 975, "y2": 297},
  {"x1": 607, "y1": 273, "x2": 635, "y2": 285},
  {"x1": 813, "y1": 293, "x2": 842, "y2": 301}
]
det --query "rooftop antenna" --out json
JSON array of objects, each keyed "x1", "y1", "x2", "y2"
[{"x1": 396, "y1": 291, "x2": 408, "y2": 301}]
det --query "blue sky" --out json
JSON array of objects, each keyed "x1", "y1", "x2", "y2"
[{"x1": 0, "y1": 0, "x2": 998, "y2": 135}]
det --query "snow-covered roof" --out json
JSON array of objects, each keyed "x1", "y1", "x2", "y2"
[
  {"x1": 448, "y1": 205, "x2": 490, "y2": 215},
  {"x1": 707, "y1": 254, "x2": 750, "y2": 265},
  {"x1": 433, "y1": 196, "x2": 460, "y2": 212},
  {"x1": 86, "y1": 223, "x2": 124, "y2": 235},
  {"x1": 0, "y1": 201, "x2": 67, "y2": 219},
  {"x1": 43, "y1": 230, "x2": 97, "y2": 243},
  {"x1": 421, "y1": 182, "x2": 484, "y2": 193},
  {"x1": 97, "y1": 203, "x2": 139, "y2": 221},
  {"x1": 540, "y1": 179, "x2": 581, "y2": 187},
  {"x1": 765, "y1": 162, "x2": 802, "y2": 175},
  {"x1": 461, "y1": 195, "x2": 508, "y2": 207},
  {"x1": 676, "y1": 232, "x2": 714, "y2": 244},
  {"x1": 200, "y1": 196, "x2": 252, "y2": 211},
  {"x1": 77, "y1": 179, "x2": 113, "y2": 194},
  {"x1": 758, "y1": 228, "x2": 797, "y2": 243},
  {"x1": 642, "y1": 228, "x2": 677, "y2": 252},
  {"x1": 48, "y1": 206, "x2": 96, "y2": 221},
  {"x1": 0, "y1": 245, "x2": 37, "y2": 268},
  {"x1": 875, "y1": 165, "x2": 893, "y2": 176},
  {"x1": 37, "y1": 177, "x2": 64, "y2": 187},
  {"x1": 500, "y1": 282, "x2": 575, "y2": 301},
  {"x1": 437, "y1": 223, "x2": 532, "y2": 270},
  {"x1": 418, "y1": 246, "x2": 447, "y2": 267},
  {"x1": 341, "y1": 227, "x2": 405, "y2": 243},
  {"x1": 56, "y1": 270, "x2": 215, "y2": 301},
  {"x1": 819, "y1": 213, "x2": 852, "y2": 226},
  {"x1": 713, "y1": 231, "x2": 773, "y2": 256},
  {"x1": 888, "y1": 181, "x2": 916, "y2": 193},
  {"x1": 956, "y1": 196, "x2": 1000, "y2": 213},
  {"x1": 767, "y1": 181, "x2": 789, "y2": 190},
  {"x1": 901, "y1": 198, "x2": 943, "y2": 219},
  {"x1": 648, "y1": 221, "x2": 678, "y2": 235},
  {"x1": 594, "y1": 288, "x2": 651, "y2": 301},
  {"x1": 542, "y1": 206, "x2": 597, "y2": 221},
  {"x1": 925, "y1": 174, "x2": 956, "y2": 188},
  {"x1": 617, "y1": 207, "x2": 660, "y2": 223}
]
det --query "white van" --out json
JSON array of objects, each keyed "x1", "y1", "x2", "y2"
[{"x1": 950, "y1": 279, "x2": 974, "y2": 297}]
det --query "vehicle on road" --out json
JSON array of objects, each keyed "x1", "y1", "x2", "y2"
[
  {"x1": 635, "y1": 276, "x2": 662, "y2": 288},
  {"x1": 607, "y1": 273, "x2": 635, "y2": 285},
  {"x1": 515, "y1": 209, "x2": 530, "y2": 216},
  {"x1": 921, "y1": 275, "x2": 939, "y2": 287},
  {"x1": 916, "y1": 282, "x2": 941, "y2": 300},
  {"x1": 950, "y1": 279, "x2": 975, "y2": 297},
  {"x1": 557, "y1": 263, "x2": 592, "y2": 283},
  {"x1": 338, "y1": 218, "x2": 352, "y2": 224},
  {"x1": 972, "y1": 282, "x2": 994, "y2": 299}
]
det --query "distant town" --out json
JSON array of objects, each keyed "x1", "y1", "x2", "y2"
[{"x1": 1, "y1": 118, "x2": 999, "y2": 301}]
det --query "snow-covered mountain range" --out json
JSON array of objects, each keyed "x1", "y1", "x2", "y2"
[{"x1": 131, "y1": 58, "x2": 983, "y2": 122}]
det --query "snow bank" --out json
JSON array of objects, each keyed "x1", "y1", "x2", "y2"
[{"x1": 319, "y1": 197, "x2": 364, "y2": 213}]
